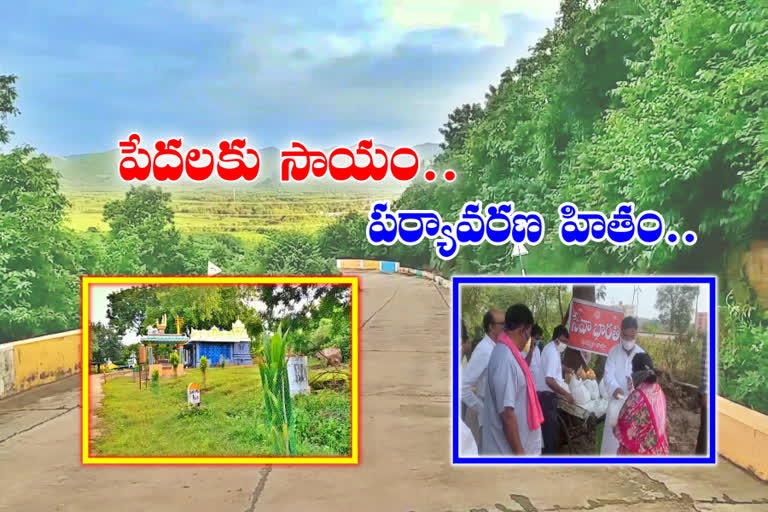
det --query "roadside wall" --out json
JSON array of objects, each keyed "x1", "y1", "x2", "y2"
[
  {"x1": 0, "y1": 330, "x2": 81, "y2": 400},
  {"x1": 718, "y1": 396, "x2": 768, "y2": 481}
]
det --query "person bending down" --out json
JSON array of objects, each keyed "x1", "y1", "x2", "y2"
[{"x1": 614, "y1": 352, "x2": 669, "y2": 455}]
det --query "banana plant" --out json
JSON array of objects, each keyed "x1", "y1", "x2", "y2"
[{"x1": 258, "y1": 326, "x2": 296, "y2": 456}]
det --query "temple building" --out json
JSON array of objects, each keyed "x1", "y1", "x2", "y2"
[
  {"x1": 139, "y1": 317, "x2": 253, "y2": 372},
  {"x1": 183, "y1": 320, "x2": 253, "y2": 368}
]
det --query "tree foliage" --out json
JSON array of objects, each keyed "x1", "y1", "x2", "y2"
[
  {"x1": 315, "y1": 0, "x2": 767, "y2": 283},
  {"x1": 655, "y1": 285, "x2": 699, "y2": 333},
  {"x1": 102, "y1": 185, "x2": 185, "y2": 274},
  {"x1": 90, "y1": 321, "x2": 122, "y2": 372},
  {"x1": 0, "y1": 74, "x2": 20, "y2": 144},
  {"x1": 0, "y1": 146, "x2": 78, "y2": 342}
]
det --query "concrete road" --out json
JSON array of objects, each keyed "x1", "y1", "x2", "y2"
[{"x1": 1, "y1": 272, "x2": 766, "y2": 511}]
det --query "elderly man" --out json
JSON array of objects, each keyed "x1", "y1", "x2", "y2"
[
  {"x1": 600, "y1": 316, "x2": 645, "y2": 455},
  {"x1": 461, "y1": 309, "x2": 504, "y2": 446},
  {"x1": 480, "y1": 304, "x2": 544, "y2": 455}
]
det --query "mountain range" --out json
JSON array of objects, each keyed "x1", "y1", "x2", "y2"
[{"x1": 51, "y1": 143, "x2": 442, "y2": 194}]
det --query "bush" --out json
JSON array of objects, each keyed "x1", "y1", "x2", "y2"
[
  {"x1": 200, "y1": 356, "x2": 208, "y2": 387},
  {"x1": 719, "y1": 293, "x2": 768, "y2": 414},
  {"x1": 169, "y1": 351, "x2": 180, "y2": 379},
  {"x1": 293, "y1": 390, "x2": 351, "y2": 455}
]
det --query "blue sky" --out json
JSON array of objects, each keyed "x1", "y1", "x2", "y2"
[{"x1": 2, "y1": 1, "x2": 557, "y2": 156}]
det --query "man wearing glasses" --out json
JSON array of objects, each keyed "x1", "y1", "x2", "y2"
[{"x1": 461, "y1": 308, "x2": 505, "y2": 447}]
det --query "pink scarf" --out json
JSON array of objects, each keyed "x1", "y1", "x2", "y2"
[{"x1": 497, "y1": 331, "x2": 544, "y2": 431}]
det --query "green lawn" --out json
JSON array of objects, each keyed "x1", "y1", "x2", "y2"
[
  {"x1": 93, "y1": 366, "x2": 351, "y2": 457},
  {"x1": 65, "y1": 191, "x2": 379, "y2": 239}
]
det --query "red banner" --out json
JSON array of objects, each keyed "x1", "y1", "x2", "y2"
[{"x1": 567, "y1": 299, "x2": 624, "y2": 355}]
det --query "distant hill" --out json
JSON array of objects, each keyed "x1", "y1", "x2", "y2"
[{"x1": 51, "y1": 142, "x2": 442, "y2": 195}]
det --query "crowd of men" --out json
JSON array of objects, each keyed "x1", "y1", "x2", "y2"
[
  {"x1": 459, "y1": 303, "x2": 710, "y2": 457},
  {"x1": 460, "y1": 304, "x2": 573, "y2": 455}
]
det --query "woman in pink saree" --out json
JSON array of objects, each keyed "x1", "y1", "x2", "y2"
[{"x1": 614, "y1": 352, "x2": 669, "y2": 455}]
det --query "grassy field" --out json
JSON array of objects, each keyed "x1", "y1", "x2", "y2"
[
  {"x1": 640, "y1": 334, "x2": 704, "y2": 386},
  {"x1": 93, "y1": 366, "x2": 351, "y2": 456},
  {"x1": 65, "y1": 190, "x2": 382, "y2": 239}
]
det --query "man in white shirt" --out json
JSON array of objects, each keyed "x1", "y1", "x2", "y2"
[
  {"x1": 535, "y1": 325, "x2": 575, "y2": 454},
  {"x1": 600, "y1": 316, "x2": 645, "y2": 455},
  {"x1": 461, "y1": 309, "x2": 504, "y2": 446},
  {"x1": 521, "y1": 324, "x2": 543, "y2": 382}
]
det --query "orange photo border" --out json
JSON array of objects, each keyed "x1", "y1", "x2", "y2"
[{"x1": 81, "y1": 275, "x2": 360, "y2": 465}]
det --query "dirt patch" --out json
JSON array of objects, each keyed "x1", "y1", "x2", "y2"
[{"x1": 658, "y1": 370, "x2": 701, "y2": 454}]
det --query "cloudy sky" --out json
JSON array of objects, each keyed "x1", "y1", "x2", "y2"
[
  {"x1": 599, "y1": 284, "x2": 710, "y2": 319},
  {"x1": 2, "y1": 1, "x2": 558, "y2": 156}
]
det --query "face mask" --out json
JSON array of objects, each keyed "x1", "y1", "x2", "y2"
[
  {"x1": 621, "y1": 338, "x2": 636, "y2": 351},
  {"x1": 556, "y1": 341, "x2": 568, "y2": 353}
]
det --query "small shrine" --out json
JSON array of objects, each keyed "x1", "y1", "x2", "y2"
[
  {"x1": 139, "y1": 315, "x2": 189, "y2": 377},
  {"x1": 184, "y1": 320, "x2": 253, "y2": 368}
]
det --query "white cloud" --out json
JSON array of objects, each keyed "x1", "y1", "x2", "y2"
[
  {"x1": 173, "y1": 0, "x2": 559, "y2": 71},
  {"x1": 378, "y1": 0, "x2": 560, "y2": 46}
]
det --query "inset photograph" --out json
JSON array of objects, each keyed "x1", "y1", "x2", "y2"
[
  {"x1": 81, "y1": 276, "x2": 358, "y2": 464},
  {"x1": 454, "y1": 276, "x2": 714, "y2": 463}
]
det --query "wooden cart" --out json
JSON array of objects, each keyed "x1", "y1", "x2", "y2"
[{"x1": 556, "y1": 399, "x2": 605, "y2": 454}]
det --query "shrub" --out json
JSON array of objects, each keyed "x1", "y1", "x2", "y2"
[
  {"x1": 719, "y1": 293, "x2": 768, "y2": 414},
  {"x1": 200, "y1": 356, "x2": 208, "y2": 387},
  {"x1": 258, "y1": 327, "x2": 296, "y2": 455},
  {"x1": 169, "y1": 351, "x2": 180, "y2": 379}
]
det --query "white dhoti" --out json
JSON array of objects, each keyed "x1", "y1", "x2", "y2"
[
  {"x1": 600, "y1": 422, "x2": 620, "y2": 455},
  {"x1": 464, "y1": 406, "x2": 482, "y2": 447}
]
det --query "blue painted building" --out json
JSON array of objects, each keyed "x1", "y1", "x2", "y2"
[{"x1": 183, "y1": 320, "x2": 253, "y2": 368}]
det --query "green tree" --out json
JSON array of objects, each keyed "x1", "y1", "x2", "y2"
[
  {"x1": 260, "y1": 231, "x2": 335, "y2": 275},
  {"x1": 656, "y1": 286, "x2": 699, "y2": 333},
  {"x1": 107, "y1": 286, "x2": 160, "y2": 337},
  {"x1": 90, "y1": 322, "x2": 122, "y2": 373},
  {"x1": 102, "y1": 185, "x2": 186, "y2": 274},
  {"x1": 0, "y1": 145, "x2": 78, "y2": 342},
  {"x1": 145, "y1": 285, "x2": 251, "y2": 332},
  {"x1": 438, "y1": 103, "x2": 484, "y2": 152},
  {"x1": 0, "y1": 74, "x2": 20, "y2": 144}
]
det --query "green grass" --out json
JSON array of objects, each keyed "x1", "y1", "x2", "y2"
[
  {"x1": 93, "y1": 366, "x2": 351, "y2": 456},
  {"x1": 65, "y1": 191, "x2": 383, "y2": 238}
]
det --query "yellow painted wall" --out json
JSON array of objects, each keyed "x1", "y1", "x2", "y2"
[
  {"x1": 338, "y1": 259, "x2": 363, "y2": 269},
  {"x1": 362, "y1": 260, "x2": 380, "y2": 270},
  {"x1": 718, "y1": 396, "x2": 768, "y2": 481},
  {"x1": 12, "y1": 330, "x2": 81, "y2": 393}
]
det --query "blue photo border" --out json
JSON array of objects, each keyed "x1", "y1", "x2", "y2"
[{"x1": 451, "y1": 275, "x2": 717, "y2": 465}]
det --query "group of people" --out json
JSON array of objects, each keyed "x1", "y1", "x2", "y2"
[{"x1": 459, "y1": 304, "x2": 681, "y2": 457}]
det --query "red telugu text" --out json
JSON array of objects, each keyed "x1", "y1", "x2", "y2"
[{"x1": 118, "y1": 133, "x2": 261, "y2": 182}]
